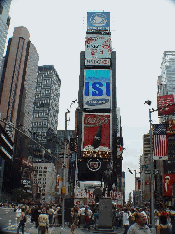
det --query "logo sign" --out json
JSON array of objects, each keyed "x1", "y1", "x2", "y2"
[
  {"x1": 82, "y1": 113, "x2": 111, "y2": 153},
  {"x1": 84, "y1": 69, "x2": 111, "y2": 109},
  {"x1": 85, "y1": 34, "x2": 111, "y2": 59},
  {"x1": 87, "y1": 12, "x2": 110, "y2": 31},
  {"x1": 87, "y1": 159, "x2": 101, "y2": 171},
  {"x1": 85, "y1": 58, "x2": 110, "y2": 66}
]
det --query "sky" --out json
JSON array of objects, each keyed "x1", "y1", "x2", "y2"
[{"x1": 6, "y1": 0, "x2": 175, "y2": 201}]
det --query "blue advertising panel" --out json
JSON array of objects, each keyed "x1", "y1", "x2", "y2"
[
  {"x1": 87, "y1": 12, "x2": 110, "y2": 31},
  {"x1": 84, "y1": 69, "x2": 111, "y2": 109}
]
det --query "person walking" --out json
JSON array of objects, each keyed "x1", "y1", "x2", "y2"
[
  {"x1": 123, "y1": 208, "x2": 130, "y2": 234},
  {"x1": 127, "y1": 212, "x2": 151, "y2": 234},
  {"x1": 17, "y1": 208, "x2": 26, "y2": 234},
  {"x1": 157, "y1": 215, "x2": 172, "y2": 234},
  {"x1": 38, "y1": 208, "x2": 49, "y2": 234},
  {"x1": 15, "y1": 206, "x2": 22, "y2": 226}
]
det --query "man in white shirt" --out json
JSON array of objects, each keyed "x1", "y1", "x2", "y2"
[
  {"x1": 123, "y1": 208, "x2": 130, "y2": 234},
  {"x1": 16, "y1": 207, "x2": 22, "y2": 225}
]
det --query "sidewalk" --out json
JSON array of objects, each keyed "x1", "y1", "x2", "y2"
[{"x1": 27, "y1": 226, "x2": 90, "y2": 234}]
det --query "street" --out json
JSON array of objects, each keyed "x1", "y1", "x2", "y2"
[{"x1": 0, "y1": 207, "x2": 124, "y2": 234}]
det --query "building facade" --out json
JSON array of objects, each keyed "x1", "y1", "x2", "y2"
[
  {"x1": 33, "y1": 162, "x2": 56, "y2": 202},
  {"x1": 0, "y1": 0, "x2": 11, "y2": 75},
  {"x1": 31, "y1": 65, "x2": 61, "y2": 162},
  {"x1": 76, "y1": 12, "x2": 123, "y2": 205},
  {"x1": 0, "y1": 26, "x2": 39, "y2": 201}
]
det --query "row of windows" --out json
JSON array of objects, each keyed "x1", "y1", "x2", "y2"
[
  {"x1": 33, "y1": 122, "x2": 48, "y2": 127},
  {"x1": 35, "y1": 166, "x2": 48, "y2": 170},
  {"x1": 33, "y1": 180, "x2": 47, "y2": 185}
]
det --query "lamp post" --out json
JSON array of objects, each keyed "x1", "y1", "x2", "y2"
[
  {"x1": 144, "y1": 100, "x2": 155, "y2": 234},
  {"x1": 62, "y1": 99, "x2": 78, "y2": 229}
]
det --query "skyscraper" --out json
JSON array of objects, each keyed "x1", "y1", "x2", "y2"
[
  {"x1": 0, "y1": 26, "x2": 39, "y2": 140},
  {"x1": 158, "y1": 51, "x2": 175, "y2": 96},
  {"x1": 0, "y1": 0, "x2": 11, "y2": 75},
  {"x1": 0, "y1": 26, "x2": 39, "y2": 200},
  {"x1": 31, "y1": 65, "x2": 61, "y2": 162}
]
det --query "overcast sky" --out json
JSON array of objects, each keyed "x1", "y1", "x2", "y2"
[{"x1": 7, "y1": 0, "x2": 175, "y2": 200}]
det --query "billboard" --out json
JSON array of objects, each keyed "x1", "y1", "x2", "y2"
[
  {"x1": 166, "y1": 120, "x2": 175, "y2": 136},
  {"x1": 82, "y1": 113, "x2": 111, "y2": 157},
  {"x1": 85, "y1": 58, "x2": 110, "y2": 66},
  {"x1": 87, "y1": 12, "x2": 110, "y2": 31},
  {"x1": 157, "y1": 94, "x2": 175, "y2": 116},
  {"x1": 84, "y1": 69, "x2": 111, "y2": 109},
  {"x1": 164, "y1": 174, "x2": 175, "y2": 197},
  {"x1": 85, "y1": 34, "x2": 112, "y2": 59}
]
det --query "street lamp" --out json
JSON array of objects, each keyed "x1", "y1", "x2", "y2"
[
  {"x1": 62, "y1": 99, "x2": 78, "y2": 229},
  {"x1": 144, "y1": 100, "x2": 156, "y2": 234}
]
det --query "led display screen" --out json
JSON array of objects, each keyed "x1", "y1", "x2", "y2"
[{"x1": 84, "y1": 69, "x2": 111, "y2": 109}]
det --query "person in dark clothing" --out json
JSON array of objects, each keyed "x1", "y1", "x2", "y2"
[
  {"x1": 157, "y1": 215, "x2": 172, "y2": 234},
  {"x1": 17, "y1": 208, "x2": 26, "y2": 234},
  {"x1": 34, "y1": 206, "x2": 39, "y2": 228}
]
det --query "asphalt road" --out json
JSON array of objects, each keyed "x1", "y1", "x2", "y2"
[{"x1": 0, "y1": 207, "x2": 124, "y2": 234}]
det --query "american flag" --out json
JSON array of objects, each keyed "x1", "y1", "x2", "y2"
[{"x1": 153, "y1": 124, "x2": 168, "y2": 160}]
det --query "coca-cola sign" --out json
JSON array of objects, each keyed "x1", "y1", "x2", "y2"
[
  {"x1": 82, "y1": 114, "x2": 111, "y2": 154},
  {"x1": 85, "y1": 115, "x2": 109, "y2": 126}
]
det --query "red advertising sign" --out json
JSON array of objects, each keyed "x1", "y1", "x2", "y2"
[
  {"x1": 82, "y1": 114, "x2": 111, "y2": 153},
  {"x1": 145, "y1": 181, "x2": 151, "y2": 185},
  {"x1": 166, "y1": 120, "x2": 175, "y2": 136},
  {"x1": 157, "y1": 95, "x2": 175, "y2": 116},
  {"x1": 164, "y1": 174, "x2": 175, "y2": 197}
]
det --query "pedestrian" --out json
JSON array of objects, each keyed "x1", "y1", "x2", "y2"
[
  {"x1": 157, "y1": 215, "x2": 172, "y2": 234},
  {"x1": 93, "y1": 208, "x2": 98, "y2": 230},
  {"x1": 38, "y1": 208, "x2": 49, "y2": 234},
  {"x1": 17, "y1": 208, "x2": 26, "y2": 234},
  {"x1": 123, "y1": 208, "x2": 130, "y2": 234},
  {"x1": 34, "y1": 206, "x2": 39, "y2": 228},
  {"x1": 47, "y1": 206, "x2": 54, "y2": 227},
  {"x1": 127, "y1": 212, "x2": 151, "y2": 234},
  {"x1": 71, "y1": 206, "x2": 79, "y2": 234},
  {"x1": 15, "y1": 206, "x2": 22, "y2": 226}
]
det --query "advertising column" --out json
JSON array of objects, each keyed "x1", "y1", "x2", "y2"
[{"x1": 78, "y1": 12, "x2": 118, "y2": 185}]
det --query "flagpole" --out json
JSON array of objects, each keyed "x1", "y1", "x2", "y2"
[{"x1": 149, "y1": 109, "x2": 156, "y2": 234}]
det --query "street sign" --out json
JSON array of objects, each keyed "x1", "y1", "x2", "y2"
[{"x1": 145, "y1": 170, "x2": 151, "y2": 174}]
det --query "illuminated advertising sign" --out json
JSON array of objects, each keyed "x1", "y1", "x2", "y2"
[
  {"x1": 167, "y1": 120, "x2": 175, "y2": 136},
  {"x1": 164, "y1": 174, "x2": 175, "y2": 197},
  {"x1": 85, "y1": 34, "x2": 111, "y2": 59},
  {"x1": 85, "y1": 58, "x2": 110, "y2": 66},
  {"x1": 82, "y1": 113, "x2": 111, "y2": 157},
  {"x1": 84, "y1": 69, "x2": 111, "y2": 109},
  {"x1": 85, "y1": 34, "x2": 112, "y2": 59},
  {"x1": 87, "y1": 12, "x2": 110, "y2": 31},
  {"x1": 157, "y1": 94, "x2": 175, "y2": 116}
]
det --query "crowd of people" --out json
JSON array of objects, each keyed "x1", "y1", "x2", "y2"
[{"x1": 1, "y1": 202, "x2": 175, "y2": 233}]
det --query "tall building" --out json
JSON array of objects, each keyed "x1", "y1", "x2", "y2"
[
  {"x1": 0, "y1": 0, "x2": 11, "y2": 75},
  {"x1": 77, "y1": 12, "x2": 120, "y2": 192},
  {"x1": 0, "y1": 26, "x2": 39, "y2": 139},
  {"x1": 33, "y1": 162, "x2": 56, "y2": 202},
  {"x1": 31, "y1": 65, "x2": 61, "y2": 162},
  {"x1": 158, "y1": 51, "x2": 175, "y2": 96},
  {"x1": 0, "y1": 26, "x2": 39, "y2": 201}
]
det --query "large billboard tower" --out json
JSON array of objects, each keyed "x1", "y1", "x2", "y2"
[{"x1": 77, "y1": 12, "x2": 120, "y2": 187}]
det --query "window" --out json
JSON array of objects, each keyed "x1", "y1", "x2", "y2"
[
  {"x1": 39, "y1": 170, "x2": 42, "y2": 173},
  {"x1": 0, "y1": 3, "x2": 3, "y2": 15},
  {"x1": 39, "y1": 174, "x2": 42, "y2": 177},
  {"x1": 44, "y1": 167, "x2": 47, "y2": 169}
]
